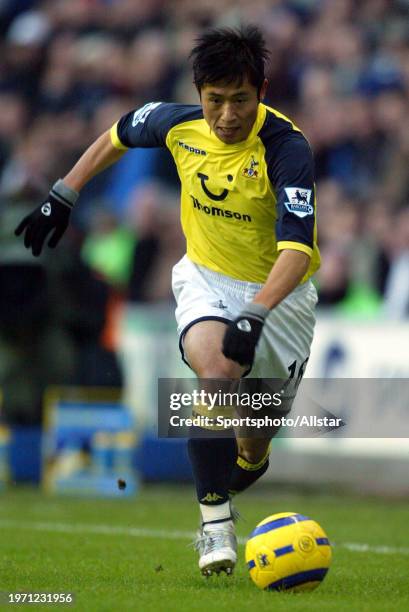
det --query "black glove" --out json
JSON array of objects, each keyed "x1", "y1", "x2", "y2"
[
  {"x1": 222, "y1": 303, "x2": 269, "y2": 367},
  {"x1": 15, "y1": 179, "x2": 78, "y2": 256}
]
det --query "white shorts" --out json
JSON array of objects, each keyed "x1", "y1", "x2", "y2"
[{"x1": 172, "y1": 255, "x2": 318, "y2": 407}]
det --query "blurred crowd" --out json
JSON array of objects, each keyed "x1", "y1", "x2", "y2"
[{"x1": 0, "y1": 0, "x2": 408, "y2": 422}]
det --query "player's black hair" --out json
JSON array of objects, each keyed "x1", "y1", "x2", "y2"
[{"x1": 190, "y1": 25, "x2": 269, "y2": 97}]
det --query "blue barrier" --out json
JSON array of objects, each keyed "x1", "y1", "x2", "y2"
[
  {"x1": 9, "y1": 426, "x2": 42, "y2": 483},
  {"x1": 7, "y1": 426, "x2": 192, "y2": 485},
  {"x1": 135, "y1": 436, "x2": 192, "y2": 481}
]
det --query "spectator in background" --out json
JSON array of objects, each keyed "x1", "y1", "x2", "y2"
[
  {"x1": 0, "y1": 92, "x2": 28, "y2": 174},
  {"x1": 1, "y1": 7, "x2": 50, "y2": 98},
  {"x1": 0, "y1": 133, "x2": 75, "y2": 424},
  {"x1": 383, "y1": 208, "x2": 409, "y2": 318}
]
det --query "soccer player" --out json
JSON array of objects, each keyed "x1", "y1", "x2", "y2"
[{"x1": 15, "y1": 26, "x2": 319, "y2": 576}]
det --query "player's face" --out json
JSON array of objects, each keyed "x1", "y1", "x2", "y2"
[{"x1": 201, "y1": 77, "x2": 268, "y2": 144}]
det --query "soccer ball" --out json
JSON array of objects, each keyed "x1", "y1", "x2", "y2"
[{"x1": 245, "y1": 512, "x2": 332, "y2": 592}]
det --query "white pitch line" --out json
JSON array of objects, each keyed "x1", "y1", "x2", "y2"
[
  {"x1": 339, "y1": 541, "x2": 409, "y2": 555},
  {"x1": 0, "y1": 519, "x2": 408, "y2": 556},
  {"x1": 0, "y1": 519, "x2": 196, "y2": 541}
]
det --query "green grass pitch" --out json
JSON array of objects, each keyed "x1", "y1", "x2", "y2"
[{"x1": 0, "y1": 485, "x2": 408, "y2": 611}]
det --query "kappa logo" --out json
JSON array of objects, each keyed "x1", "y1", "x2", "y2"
[
  {"x1": 178, "y1": 140, "x2": 206, "y2": 156},
  {"x1": 41, "y1": 202, "x2": 51, "y2": 216},
  {"x1": 284, "y1": 187, "x2": 313, "y2": 218},
  {"x1": 200, "y1": 492, "x2": 224, "y2": 503},
  {"x1": 242, "y1": 155, "x2": 259, "y2": 179}
]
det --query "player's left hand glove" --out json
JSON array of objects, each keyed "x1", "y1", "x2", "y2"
[{"x1": 222, "y1": 303, "x2": 269, "y2": 367}]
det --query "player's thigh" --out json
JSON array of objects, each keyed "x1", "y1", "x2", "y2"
[
  {"x1": 183, "y1": 319, "x2": 245, "y2": 379},
  {"x1": 251, "y1": 282, "x2": 317, "y2": 395}
]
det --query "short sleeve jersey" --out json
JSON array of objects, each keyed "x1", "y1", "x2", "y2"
[{"x1": 110, "y1": 101, "x2": 320, "y2": 284}]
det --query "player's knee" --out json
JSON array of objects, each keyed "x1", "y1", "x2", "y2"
[
  {"x1": 195, "y1": 357, "x2": 242, "y2": 379},
  {"x1": 198, "y1": 367, "x2": 238, "y2": 379}
]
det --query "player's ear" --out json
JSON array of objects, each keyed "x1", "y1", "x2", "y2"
[{"x1": 259, "y1": 79, "x2": 268, "y2": 101}]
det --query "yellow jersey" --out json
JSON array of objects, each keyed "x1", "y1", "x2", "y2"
[{"x1": 110, "y1": 101, "x2": 320, "y2": 284}]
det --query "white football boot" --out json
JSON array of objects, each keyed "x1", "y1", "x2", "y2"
[{"x1": 195, "y1": 520, "x2": 237, "y2": 576}]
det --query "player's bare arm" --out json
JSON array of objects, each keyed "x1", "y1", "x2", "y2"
[
  {"x1": 252, "y1": 249, "x2": 310, "y2": 310},
  {"x1": 63, "y1": 130, "x2": 126, "y2": 192}
]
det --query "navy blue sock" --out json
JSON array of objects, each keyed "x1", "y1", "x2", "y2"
[
  {"x1": 228, "y1": 450, "x2": 270, "y2": 497},
  {"x1": 188, "y1": 428, "x2": 237, "y2": 506}
]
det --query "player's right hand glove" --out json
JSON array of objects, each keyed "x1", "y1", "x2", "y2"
[{"x1": 15, "y1": 179, "x2": 78, "y2": 257}]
